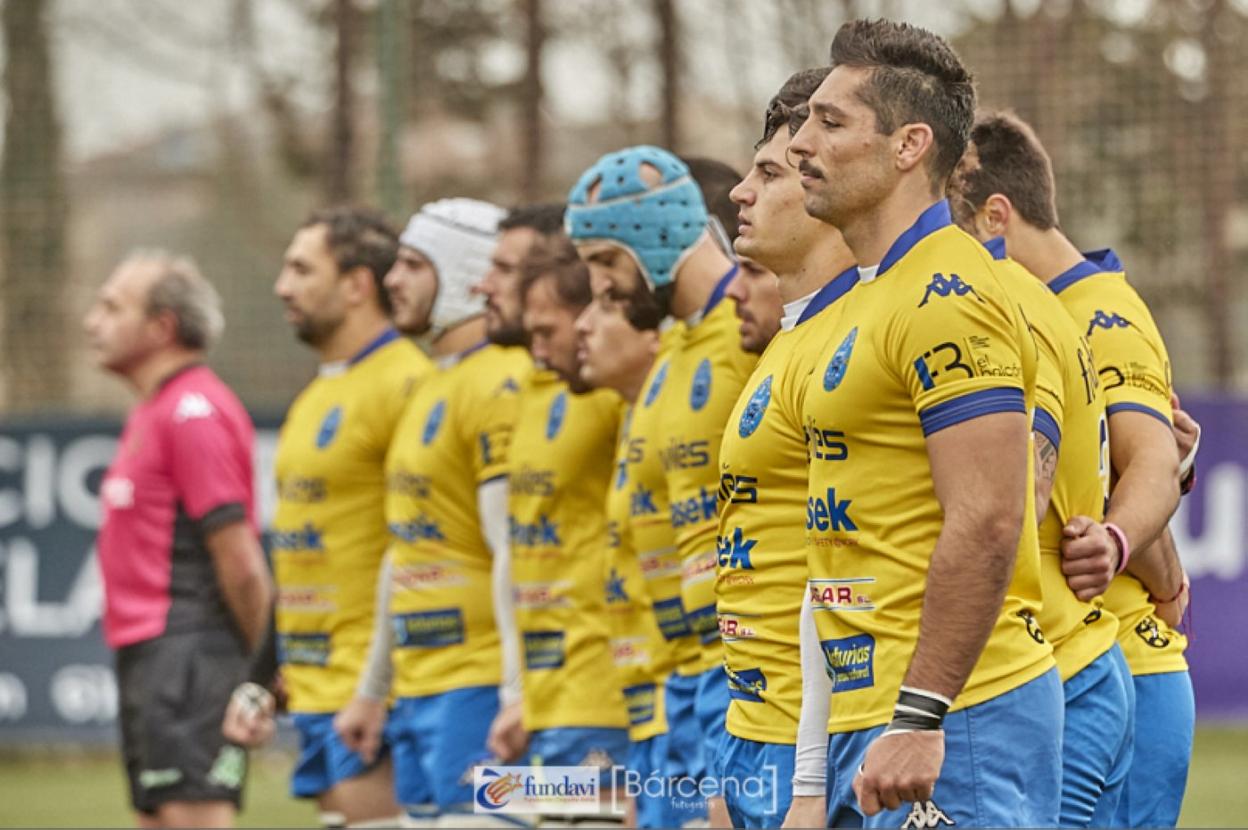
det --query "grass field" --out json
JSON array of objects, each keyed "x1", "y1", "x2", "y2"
[{"x1": 0, "y1": 726, "x2": 1244, "y2": 827}]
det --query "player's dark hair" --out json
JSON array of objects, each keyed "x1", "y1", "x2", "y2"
[
  {"x1": 829, "y1": 19, "x2": 975, "y2": 192},
  {"x1": 301, "y1": 206, "x2": 399, "y2": 314},
  {"x1": 680, "y1": 156, "x2": 743, "y2": 243},
  {"x1": 519, "y1": 240, "x2": 593, "y2": 313},
  {"x1": 951, "y1": 111, "x2": 1060, "y2": 231},
  {"x1": 500, "y1": 203, "x2": 567, "y2": 236},
  {"x1": 758, "y1": 67, "x2": 832, "y2": 150}
]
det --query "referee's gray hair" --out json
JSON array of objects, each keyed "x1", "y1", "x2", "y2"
[{"x1": 125, "y1": 249, "x2": 225, "y2": 351}]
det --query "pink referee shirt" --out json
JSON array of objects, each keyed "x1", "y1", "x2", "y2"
[{"x1": 97, "y1": 364, "x2": 257, "y2": 649}]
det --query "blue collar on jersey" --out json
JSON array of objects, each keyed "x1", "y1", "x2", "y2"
[
  {"x1": 458, "y1": 339, "x2": 490, "y2": 361},
  {"x1": 699, "y1": 263, "x2": 740, "y2": 320},
  {"x1": 348, "y1": 327, "x2": 400, "y2": 366},
  {"x1": 983, "y1": 236, "x2": 1007, "y2": 261},
  {"x1": 796, "y1": 266, "x2": 860, "y2": 326},
  {"x1": 873, "y1": 199, "x2": 953, "y2": 279},
  {"x1": 1049, "y1": 248, "x2": 1125, "y2": 294}
]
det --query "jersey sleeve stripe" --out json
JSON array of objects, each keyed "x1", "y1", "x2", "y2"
[
  {"x1": 918, "y1": 387, "x2": 1027, "y2": 437},
  {"x1": 1105, "y1": 401, "x2": 1171, "y2": 428},
  {"x1": 1032, "y1": 407, "x2": 1062, "y2": 452}
]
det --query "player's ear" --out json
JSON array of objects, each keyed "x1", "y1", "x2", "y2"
[
  {"x1": 895, "y1": 122, "x2": 935, "y2": 174},
  {"x1": 983, "y1": 194, "x2": 1012, "y2": 237},
  {"x1": 341, "y1": 264, "x2": 375, "y2": 309}
]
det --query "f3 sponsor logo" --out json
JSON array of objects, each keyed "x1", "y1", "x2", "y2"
[{"x1": 388, "y1": 515, "x2": 446, "y2": 542}]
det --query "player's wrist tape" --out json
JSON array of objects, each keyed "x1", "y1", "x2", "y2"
[
  {"x1": 1104, "y1": 522, "x2": 1131, "y2": 575},
  {"x1": 885, "y1": 687, "x2": 951, "y2": 733}
]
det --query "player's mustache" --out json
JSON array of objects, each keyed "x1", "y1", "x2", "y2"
[{"x1": 799, "y1": 160, "x2": 825, "y2": 180}]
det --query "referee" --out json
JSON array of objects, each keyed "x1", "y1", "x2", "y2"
[{"x1": 85, "y1": 251, "x2": 273, "y2": 829}]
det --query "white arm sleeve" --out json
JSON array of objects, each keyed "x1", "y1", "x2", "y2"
[
  {"x1": 792, "y1": 585, "x2": 832, "y2": 797},
  {"x1": 479, "y1": 478, "x2": 522, "y2": 707},
  {"x1": 356, "y1": 551, "x2": 395, "y2": 700}
]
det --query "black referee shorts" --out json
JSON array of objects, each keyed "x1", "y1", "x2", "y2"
[{"x1": 116, "y1": 628, "x2": 249, "y2": 814}]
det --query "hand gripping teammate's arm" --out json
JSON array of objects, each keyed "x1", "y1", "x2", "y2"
[
  {"x1": 333, "y1": 552, "x2": 395, "y2": 763},
  {"x1": 480, "y1": 478, "x2": 528, "y2": 762},
  {"x1": 854, "y1": 410, "x2": 1030, "y2": 815},
  {"x1": 783, "y1": 587, "x2": 831, "y2": 828},
  {"x1": 1061, "y1": 411, "x2": 1181, "y2": 601}
]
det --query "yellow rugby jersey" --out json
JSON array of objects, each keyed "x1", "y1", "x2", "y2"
[
  {"x1": 988, "y1": 240, "x2": 1118, "y2": 681},
  {"x1": 509, "y1": 371, "x2": 628, "y2": 731},
  {"x1": 386, "y1": 342, "x2": 532, "y2": 699},
  {"x1": 273, "y1": 330, "x2": 431, "y2": 714},
  {"x1": 1050, "y1": 249, "x2": 1188, "y2": 675},
  {"x1": 717, "y1": 269, "x2": 859, "y2": 745},
  {"x1": 628, "y1": 337, "x2": 703, "y2": 679},
  {"x1": 662, "y1": 270, "x2": 759, "y2": 669},
  {"x1": 803, "y1": 201, "x2": 1053, "y2": 734}
]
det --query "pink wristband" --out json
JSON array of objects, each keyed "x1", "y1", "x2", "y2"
[{"x1": 1104, "y1": 522, "x2": 1130, "y2": 575}]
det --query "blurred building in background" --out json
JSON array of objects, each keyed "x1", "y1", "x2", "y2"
[{"x1": 1, "y1": 0, "x2": 1245, "y2": 416}]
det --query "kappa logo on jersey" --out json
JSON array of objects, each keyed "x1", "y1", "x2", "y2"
[
  {"x1": 690, "y1": 358, "x2": 712, "y2": 411},
  {"x1": 1135, "y1": 615, "x2": 1171, "y2": 649},
  {"x1": 1086, "y1": 309, "x2": 1133, "y2": 337},
  {"x1": 509, "y1": 515, "x2": 562, "y2": 547},
  {"x1": 670, "y1": 486, "x2": 718, "y2": 528},
  {"x1": 824, "y1": 327, "x2": 858, "y2": 391},
  {"x1": 918, "y1": 273, "x2": 983, "y2": 307},
  {"x1": 716, "y1": 527, "x2": 757, "y2": 570},
  {"x1": 173, "y1": 392, "x2": 214, "y2": 422},
  {"x1": 822, "y1": 633, "x2": 875, "y2": 692},
  {"x1": 422, "y1": 399, "x2": 447, "y2": 445},
  {"x1": 546, "y1": 391, "x2": 567, "y2": 440},
  {"x1": 316, "y1": 406, "x2": 343, "y2": 449},
  {"x1": 644, "y1": 361, "x2": 669, "y2": 408},
  {"x1": 496, "y1": 377, "x2": 522, "y2": 395},
  {"x1": 725, "y1": 666, "x2": 767, "y2": 703},
  {"x1": 902, "y1": 800, "x2": 956, "y2": 829},
  {"x1": 388, "y1": 515, "x2": 446, "y2": 543},
  {"x1": 738, "y1": 375, "x2": 772, "y2": 438},
  {"x1": 806, "y1": 487, "x2": 858, "y2": 532}
]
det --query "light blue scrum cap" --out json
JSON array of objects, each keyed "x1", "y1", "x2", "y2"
[{"x1": 565, "y1": 145, "x2": 709, "y2": 289}]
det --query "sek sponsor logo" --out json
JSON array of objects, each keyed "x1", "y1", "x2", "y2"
[
  {"x1": 671, "y1": 487, "x2": 718, "y2": 529},
  {"x1": 270, "y1": 523, "x2": 326, "y2": 553},
  {"x1": 822, "y1": 633, "x2": 875, "y2": 693},
  {"x1": 630, "y1": 485, "x2": 659, "y2": 517},
  {"x1": 809, "y1": 577, "x2": 875, "y2": 612},
  {"x1": 806, "y1": 487, "x2": 858, "y2": 532},
  {"x1": 716, "y1": 527, "x2": 757, "y2": 570},
  {"x1": 474, "y1": 766, "x2": 601, "y2": 816},
  {"x1": 509, "y1": 514, "x2": 562, "y2": 547},
  {"x1": 388, "y1": 515, "x2": 446, "y2": 543}
]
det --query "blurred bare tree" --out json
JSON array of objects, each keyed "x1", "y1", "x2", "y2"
[
  {"x1": 328, "y1": 0, "x2": 359, "y2": 202},
  {"x1": 519, "y1": 0, "x2": 546, "y2": 201},
  {"x1": 2, "y1": 0, "x2": 68, "y2": 407},
  {"x1": 653, "y1": 0, "x2": 681, "y2": 151}
]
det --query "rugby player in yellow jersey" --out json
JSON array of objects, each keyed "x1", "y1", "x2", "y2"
[
  {"x1": 785, "y1": 21, "x2": 1062, "y2": 827},
  {"x1": 567, "y1": 147, "x2": 757, "y2": 822},
  {"x1": 954, "y1": 112, "x2": 1194, "y2": 829},
  {"x1": 223, "y1": 207, "x2": 428, "y2": 828},
  {"x1": 577, "y1": 248, "x2": 707, "y2": 829},
  {"x1": 714, "y1": 67, "x2": 861, "y2": 830},
  {"x1": 950, "y1": 151, "x2": 1135, "y2": 823},
  {"x1": 491, "y1": 247, "x2": 632, "y2": 813},
  {"x1": 332, "y1": 199, "x2": 532, "y2": 826}
]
